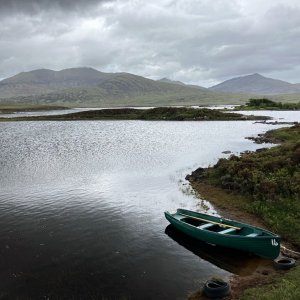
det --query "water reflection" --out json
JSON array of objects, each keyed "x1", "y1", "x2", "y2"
[{"x1": 165, "y1": 225, "x2": 262, "y2": 276}]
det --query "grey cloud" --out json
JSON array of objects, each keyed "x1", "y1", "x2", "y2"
[
  {"x1": 1, "y1": 0, "x2": 300, "y2": 86},
  {"x1": 0, "y1": 0, "x2": 113, "y2": 15}
]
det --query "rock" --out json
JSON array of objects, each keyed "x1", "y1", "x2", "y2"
[
  {"x1": 185, "y1": 167, "x2": 205, "y2": 181},
  {"x1": 256, "y1": 148, "x2": 268, "y2": 153}
]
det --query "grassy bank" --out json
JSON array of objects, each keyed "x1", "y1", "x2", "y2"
[
  {"x1": 0, "y1": 107, "x2": 269, "y2": 122},
  {"x1": 187, "y1": 124, "x2": 300, "y2": 299}
]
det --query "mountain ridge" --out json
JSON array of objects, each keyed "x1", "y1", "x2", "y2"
[
  {"x1": 1, "y1": 68, "x2": 300, "y2": 106},
  {"x1": 0, "y1": 67, "x2": 233, "y2": 106}
]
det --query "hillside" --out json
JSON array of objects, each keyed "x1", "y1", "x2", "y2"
[
  {"x1": 210, "y1": 73, "x2": 300, "y2": 95},
  {"x1": 158, "y1": 78, "x2": 207, "y2": 90},
  {"x1": 0, "y1": 68, "x2": 248, "y2": 107},
  {"x1": 158, "y1": 78, "x2": 186, "y2": 86},
  {"x1": 0, "y1": 68, "x2": 114, "y2": 98}
]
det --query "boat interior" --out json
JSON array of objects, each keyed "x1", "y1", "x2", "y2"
[{"x1": 181, "y1": 217, "x2": 265, "y2": 237}]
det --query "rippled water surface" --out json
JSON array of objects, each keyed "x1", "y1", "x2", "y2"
[{"x1": 0, "y1": 111, "x2": 299, "y2": 299}]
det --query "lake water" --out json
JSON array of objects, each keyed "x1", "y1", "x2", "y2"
[{"x1": 0, "y1": 111, "x2": 299, "y2": 299}]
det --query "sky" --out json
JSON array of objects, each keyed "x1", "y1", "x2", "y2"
[{"x1": 1, "y1": 0, "x2": 300, "y2": 87}]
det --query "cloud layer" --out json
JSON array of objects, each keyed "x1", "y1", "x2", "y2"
[{"x1": 1, "y1": 0, "x2": 300, "y2": 86}]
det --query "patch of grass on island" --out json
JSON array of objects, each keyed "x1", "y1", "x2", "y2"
[
  {"x1": 0, "y1": 107, "x2": 269, "y2": 122},
  {"x1": 235, "y1": 98, "x2": 300, "y2": 110}
]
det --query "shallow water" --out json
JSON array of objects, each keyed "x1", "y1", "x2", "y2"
[{"x1": 0, "y1": 111, "x2": 299, "y2": 299}]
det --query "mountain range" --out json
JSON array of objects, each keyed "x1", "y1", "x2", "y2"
[{"x1": 0, "y1": 68, "x2": 299, "y2": 107}]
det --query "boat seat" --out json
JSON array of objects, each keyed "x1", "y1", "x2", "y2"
[
  {"x1": 246, "y1": 233, "x2": 259, "y2": 237},
  {"x1": 198, "y1": 223, "x2": 214, "y2": 229},
  {"x1": 219, "y1": 228, "x2": 236, "y2": 234}
]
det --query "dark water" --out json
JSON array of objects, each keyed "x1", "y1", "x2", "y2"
[{"x1": 0, "y1": 114, "x2": 299, "y2": 299}]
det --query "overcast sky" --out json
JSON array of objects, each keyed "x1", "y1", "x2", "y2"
[{"x1": 1, "y1": 0, "x2": 300, "y2": 86}]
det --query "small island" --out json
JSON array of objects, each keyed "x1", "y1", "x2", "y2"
[
  {"x1": 0, "y1": 106, "x2": 269, "y2": 122},
  {"x1": 235, "y1": 98, "x2": 300, "y2": 110}
]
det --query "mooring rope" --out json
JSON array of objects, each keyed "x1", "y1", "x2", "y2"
[{"x1": 281, "y1": 245, "x2": 300, "y2": 256}]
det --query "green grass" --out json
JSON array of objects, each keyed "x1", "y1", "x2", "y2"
[
  {"x1": 262, "y1": 125, "x2": 300, "y2": 143},
  {"x1": 241, "y1": 266, "x2": 300, "y2": 300}
]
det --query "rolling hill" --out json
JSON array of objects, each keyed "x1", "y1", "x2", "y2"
[
  {"x1": 1, "y1": 68, "x2": 299, "y2": 107},
  {"x1": 210, "y1": 73, "x2": 300, "y2": 95},
  {"x1": 157, "y1": 78, "x2": 186, "y2": 86},
  {"x1": 157, "y1": 78, "x2": 208, "y2": 90},
  {"x1": 0, "y1": 68, "x2": 114, "y2": 98}
]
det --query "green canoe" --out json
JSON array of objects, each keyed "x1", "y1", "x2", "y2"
[{"x1": 165, "y1": 209, "x2": 280, "y2": 259}]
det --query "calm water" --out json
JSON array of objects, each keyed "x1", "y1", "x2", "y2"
[{"x1": 0, "y1": 111, "x2": 299, "y2": 299}]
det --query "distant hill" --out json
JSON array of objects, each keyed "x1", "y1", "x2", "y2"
[
  {"x1": 158, "y1": 78, "x2": 186, "y2": 86},
  {"x1": 0, "y1": 68, "x2": 248, "y2": 106},
  {"x1": 0, "y1": 68, "x2": 114, "y2": 98},
  {"x1": 2, "y1": 68, "x2": 299, "y2": 107},
  {"x1": 158, "y1": 78, "x2": 207, "y2": 91},
  {"x1": 210, "y1": 73, "x2": 300, "y2": 95}
]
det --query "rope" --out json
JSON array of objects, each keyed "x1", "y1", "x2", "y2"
[{"x1": 281, "y1": 245, "x2": 300, "y2": 256}]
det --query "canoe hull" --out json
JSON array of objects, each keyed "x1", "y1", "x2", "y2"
[{"x1": 165, "y1": 209, "x2": 280, "y2": 260}]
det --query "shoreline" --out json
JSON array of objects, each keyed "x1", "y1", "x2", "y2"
[
  {"x1": 187, "y1": 181, "x2": 296, "y2": 299},
  {"x1": 186, "y1": 124, "x2": 300, "y2": 299}
]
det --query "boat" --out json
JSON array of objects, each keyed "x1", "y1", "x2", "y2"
[
  {"x1": 165, "y1": 225, "x2": 261, "y2": 275},
  {"x1": 164, "y1": 208, "x2": 280, "y2": 259}
]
